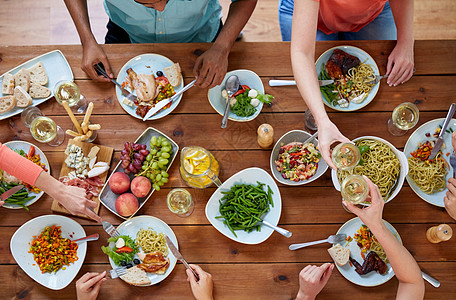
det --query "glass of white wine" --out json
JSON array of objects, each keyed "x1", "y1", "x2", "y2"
[
  {"x1": 54, "y1": 80, "x2": 87, "y2": 114},
  {"x1": 341, "y1": 174, "x2": 369, "y2": 205},
  {"x1": 21, "y1": 107, "x2": 65, "y2": 147},
  {"x1": 167, "y1": 188, "x2": 194, "y2": 217},
  {"x1": 332, "y1": 143, "x2": 360, "y2": 171},
  {"x1": 387, "y1": 102, "x2": 419, "y2": 136}
]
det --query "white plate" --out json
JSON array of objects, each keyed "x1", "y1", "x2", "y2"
[
  {"x1": 404, "y1": 118, "x2": 456, "y2": 207},
  {"x1": 335, "y1": 217, "x2": 402, "y2": 287},
  {"x1": 331, "y1": 136, "x2": 408, "y2": 203},
  {"x1": 116, "y1": 54, "x2": 184, "y2": 120},
  {"x1": 316, "y1": 46, "x2": 380, "y2": 112},
  {"x1": 208, "y1": 69, "x2": 265, "y2": 122},
  {"x1": 107, "y1": 215, "x2": 178, "y2": 286},
  {"x1": 3, "y1": 141, "x2": 50, "y2": 209},
  {"x1": 205, "y1": 167, "x2": 282, "y2": 244},
  {"x1": 0, "y1": 50, "x2": 73, "y2": 120},
  {"x1": 270, "y1": 130, "x2": 328, "y2": 186},
  {"x1": 10, "y1": 215, "x2": 87, "y2": 290}
]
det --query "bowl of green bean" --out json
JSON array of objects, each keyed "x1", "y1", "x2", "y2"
[{"x1": 205, "y1": 167, "x2": 282, "y2": 244}]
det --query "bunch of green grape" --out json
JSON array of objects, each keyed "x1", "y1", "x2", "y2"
[{"x1": 138, "y1": 135, "x2": 173, "y2": 191}]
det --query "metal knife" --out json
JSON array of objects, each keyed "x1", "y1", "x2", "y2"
[
  {"x1": 165, "y1": 235, "x2": 199, "y2": 281},
  {"x1": 428, "y1": 103, "x2": 456, "y2": 160},
  {"x1": 1, "y1": 185, "x2": 24, "y2": 201},
  {"x1": 302, "y1": 131, "x2": 318, "y2": 145},
  {"x1": 268, "y1": 79, "x2": 334, "y2": 87},
  {"x1": 421, "y1": 271, "x2": 440, "y2": 288},
  {"x1": 143, "y1": 79, "x2": 196, "y2": 121}
]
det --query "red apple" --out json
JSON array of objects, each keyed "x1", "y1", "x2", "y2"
[
  {"x1": 115, "y1": 193, "x2": 139, "y2": 217},
  {"x1": 109, "y1": 172, "x2": 130, "y2": 194},
  {"x1": 131, "y1": 176, "x2": 151, "y2": 198}
]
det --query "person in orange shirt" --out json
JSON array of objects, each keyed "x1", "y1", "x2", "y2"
[
  {"x1": 285, "y1": 0, "x2": 414, "y2": 169},
  {"x1": 444, "y1": 132, "x2": 456, "y2": 220},
  {"x1": 0, "y1": 143, "x2": 101, "y2": 222}
]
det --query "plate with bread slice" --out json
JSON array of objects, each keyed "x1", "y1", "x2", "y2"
[
  {"x1": 115, "y1": 54, "x2": 184, "y2": 120},
  {"x1": 0, "y1": 50, "x2": 73, "y2": 120},
  {"x1": 331, "y1": 217, "x2": 402, "y2": 287}
]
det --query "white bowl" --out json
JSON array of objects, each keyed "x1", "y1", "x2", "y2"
[
  {"x1": 205, "y1": 167, "x2": 282, "y2": 244},
  {"x1": 10, "y1": 215, "x2": 87, "y2": 290},
  {"x1": 270, "y1": 130, "x2": 328, "y2": 186},
  {"x1": 330, "y1": 136, "x2": 408, "y2": 203}
]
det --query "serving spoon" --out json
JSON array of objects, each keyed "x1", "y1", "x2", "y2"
[
  {"x1": 72, "y1": 233, "x2": 99, "y2": 245},
  {"x1": 221, "y1": 75, "x2": 240, "y2": 129},
  {"x1": 289, "y1": 234, "x2": 347, "y2": 250}
]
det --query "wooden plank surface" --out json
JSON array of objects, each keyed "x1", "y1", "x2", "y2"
[{"x1": 1, "y1": 41, "x2": 455, "y2": 299}]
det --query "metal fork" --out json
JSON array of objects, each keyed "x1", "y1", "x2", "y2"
[
  {"x1": 364, "y1": 74, "x2": 388, "y2": 85},
  {"x1": 450, "y1": 152, "x2": 456, "y2": 178},
  {"x1": 109, "y1": 267, "x2": 127, "y2": 279},
  {"x1": 102, "y1": 221, "x2": 120, "y2": 237},
  {"x1": 94, "y1": 63, "x2": 137, "y2": 102}
]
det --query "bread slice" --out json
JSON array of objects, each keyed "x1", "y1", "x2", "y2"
[
  {"x1": 1, "y1": 73, "x2": 15, "y2": 94},
  {"x1": 29, "y1": 83, "x2": 51, "y2": 98},
  {"x1": 327, "y1": 244, "x2": 350, "y2": 266},
  {"x1": 163, "y1": 63, "x2": 181, "y2": 86},
  {"x1": 0, "y1": 96, "x2": 17, "y2": 114},
  {"x1": 27, "y1": 62, "x2": 48, "y2": 85},
  {"x1": 14, "y1": 68, "x2": 31, "y2": 92},
  {"x1": 121, "y1": 266, "x2": 151, "y2": 286},
  {"x1": 14, "y1": 86, "x2": 32, "y2": 107}
]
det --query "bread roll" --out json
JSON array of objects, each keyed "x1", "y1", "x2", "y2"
[
  {"x1": 121, "y1": 266, "x2": 151, "y2": 286},
  {"x1": 0, "y1": 96, "x2": 17, "y2": 114},
  {"x1": 14, "y1": 68, "x2": 31, "y2": 92},
  {"x1": 14, "y1": 86, "x2": 32, "y2": 107},
  {"x1": 1, "y1": 73, "x2": 15, "y2": 95},
  {"x1": 327, "y1": 244, "x2": 350, "y2": 266},
  {"x1": 28, "y1": 61, "x2": 48, "y2": 85},
  {"x1": 29, "y1": 83, "x2": 51, "y2": 98},
  {"x1": 163, "y1": 63, "x2": 181, "y2": 87}
]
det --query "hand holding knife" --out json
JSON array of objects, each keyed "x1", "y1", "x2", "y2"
[
  {"x1": 428, "y1": 103, "x2": 456, "y2": 160},
  {"x1": 165, "y1": 235, "x2": 199, "y2": 281}
]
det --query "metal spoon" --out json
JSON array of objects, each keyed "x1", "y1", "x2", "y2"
[
  {"x1": 261, "y1": 220, "x2": 292, "y2": 238},
  {"x1": 221, "y1": 75, "x2": 240, "y2": 128},
  {"x1": 72, "y1": 233, "x2": 99, "y2": 245},
  {"x1": 289, "y1": 234, "x2": 347, "y2": 250}
]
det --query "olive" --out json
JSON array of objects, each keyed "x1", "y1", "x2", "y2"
[
  {"x1": 156, "y1": 71, "x2": 164, "y2": 77},
  {"x1": 133, "y1": 259, "x2": 141, "y2": 265},
  {"x1": 120, "y1": 261, "x2": 127, "y2": 267},
  {"x1": 126, "y1": 263, "x2": 133, "y2": 269}
]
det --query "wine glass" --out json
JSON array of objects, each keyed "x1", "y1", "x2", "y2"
[
  {"x1": 21, "y1": 107, "x2": 65, "y2": 146},
  {"x1": 167, "y1": 188, "x2": 194, "y2": 217},
  {"x1": 54, "y1": 80, "x2": 87, "y2": 114},
  {"x1": 387, "y1": 102, "x2": 419, "y2": 136},
  {"x1": 331, "y1": 143, "x2": 360, "y2": 171}
]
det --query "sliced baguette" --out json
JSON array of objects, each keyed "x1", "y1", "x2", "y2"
[
  {"x1": 27, "y1": 61, "x2": 48, "y2": 85},
  {"x1": 29, "y1": 83, "x2": 51, "y2": 98},
  {"x1": 1, "y1": 73, "x2": 15, "y2": 94},
  {"x1": 327, "y1": 244, "x2": 350, "y2": 266},
  {"x1": 14, "y1": 86, "x2": 33, "y2": 107},
  {"x1": 14, "y1": 68, "x2": 31, "y2": 92},
  {"x1": 0, "y1": 96, "x2": 17, "y2": 114},
  {"x1": 163, "y1": 62, "x2": 181, "y2": 86},
  {"x1": 121, "y1": 266, "x2": 151, "y2": 286}
]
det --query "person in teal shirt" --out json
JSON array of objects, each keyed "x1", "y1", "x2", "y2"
[{"x1": 64, "y1": 0, "x2": 257, "y2": 88}]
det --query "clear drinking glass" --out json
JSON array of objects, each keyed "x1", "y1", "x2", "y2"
[
  {"x1": 305, "y1": 108, "x2": 318, "y2": 131},
  {"x1": 341, "y1": 174, "x2": 369, "y2": 205},
  {"x1": 54, "y1": 80, "x2": 87, "y2": 114},
  {"x1": 21, "y1": 106, "x2": 65, "y2": 146},
  {"x1": 387, "y1": 102, "x2": 419, "y2": 136},
  {"x1": 167, "y1": 188, "x2": 194, "y2": 217},
  {"x1": 332, "y1": 143, "x2": 360, "y2": 171}
]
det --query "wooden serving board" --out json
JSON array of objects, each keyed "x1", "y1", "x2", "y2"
[{"x1": 51, "y1": 139, "x2": 114, "y2": 220}]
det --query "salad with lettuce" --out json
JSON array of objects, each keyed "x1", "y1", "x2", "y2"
[
  {"x1": 222, "y1": 85, "x2": 274, "y2": 117},
  {"x1": 101, "y1": 235, "x2": 138, "y2": 266}
]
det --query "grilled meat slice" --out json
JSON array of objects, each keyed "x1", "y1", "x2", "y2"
[
  {"x1": 137, "y1": 251, "x2": 170, "y2": 275},
  {"x1": 349, "y1": 256, "x2": 364, "y2": 275},
  {"x1": 326, "y1": 49, "x2": 361, "y2": 78},
  {"x1": 126, "y1": 68, "x2": 157, "y2": 102},
  {"x1": 351, "y1": 251, "x2": 388, "y2": 275}
]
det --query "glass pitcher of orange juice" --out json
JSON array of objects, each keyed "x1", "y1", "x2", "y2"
[{"x1": 179, "y1": 146, "x2": 221, "y2": 188}]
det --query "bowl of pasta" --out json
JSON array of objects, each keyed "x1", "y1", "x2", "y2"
[
  {"x1": 316, "y1": 46, "x2": 380, "y2": 112},
  {"x1": 330, "y1": 136, "x2": 408, "y2": 204}
]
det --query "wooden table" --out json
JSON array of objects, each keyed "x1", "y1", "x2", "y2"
[{"x1": 1, "y1": 41, "x2": 455, "y2": 299}]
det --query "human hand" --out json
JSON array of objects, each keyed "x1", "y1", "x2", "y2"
[
  {"x1": 76, "y1": 271, "x2": 106, "y2": 300},
  {"x1": 343, "y1": 176, "x2": 384, "y2": 228},
  {"x1": 82, "y1": 40, "x2": 113, "y2": 82},
  {"x1": 54, "y1": 184, "x2": 102, "y2": 222},
  {"x1": 316, "y1": 120, "x2": 351, "y2": 169},
  {"x1": 193, "y1": 45, "x2": 229, "y2": 89},
  {"x1": 296, "y1": 263, "x2": 333, "y2": 300},
  {"x1": 386, "y1": 41, "x2": 414, "y2": 86},
  {"x1": 444, "y1": 178, "x2": 456, "y2": 221},
  {"x1": 186, "y1": 264, "x2": 213, "y2": 300},
  {"x1": 452, "y1": 131, "x2": 456, "y2": 150},
  {"x1": 0, "y1": 200, "x2": 3, "y2": 206}
]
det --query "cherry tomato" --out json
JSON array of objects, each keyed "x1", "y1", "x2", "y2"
[
  {"x1": 156, "y1": 76, "x2": 170, "y2": 86},
  {"x1": 28, "y1": 146, "x2": 35, "y2": 158},
  {"x1": 115, "y1": 246, "x2": 133, "y2": 253}
]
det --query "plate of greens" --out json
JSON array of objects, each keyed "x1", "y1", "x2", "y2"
[
  {"x1": 2, "y1": 141, "x2": 50, "y2": 209},
  {"x1": 205, "y1": 167, "x2": 282, "y2": 244},
  {"x1": 207, "y1": 69, "x2": 272, "y2": 122}
]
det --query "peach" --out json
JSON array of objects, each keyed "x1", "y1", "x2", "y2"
[
  {"x1": 109, "y1": 172, "x2": 130, "y2": 194},
  {"x1": 131, "y1": 176, "x2": 151, "y2": 198},
  {"x1": 115, "y1": 193, "x2": 139, "y2": 217}
]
